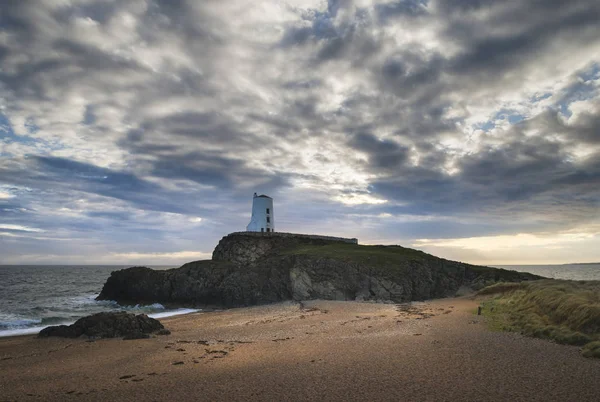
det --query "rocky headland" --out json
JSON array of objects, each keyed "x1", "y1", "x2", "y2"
[{"x1": 97, "y1": 232, "x2": 541, "y2": 308}]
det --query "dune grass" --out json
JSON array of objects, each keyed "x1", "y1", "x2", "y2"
[
  {"x1": 477, "y1": 280, "x2": 600, "y2": 357},
  {"x1": 582, "y1": 341, "x2": 600, "y2": 358}
]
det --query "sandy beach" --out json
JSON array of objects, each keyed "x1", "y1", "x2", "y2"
[{"x1": 1, "y1": 297, "x2": 599, "y2": 402}]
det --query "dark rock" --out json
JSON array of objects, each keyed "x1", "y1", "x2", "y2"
[
  {"x1": 39, "y1": 312, "x2": 164, "y2": 339},
  {"x1": 96, "y1": 233, "x2": 542, "y2": 308},
  {"x1": 156, "y1": 329, "x2": 171, "y2": 336}
]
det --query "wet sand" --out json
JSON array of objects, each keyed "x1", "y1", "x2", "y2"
[{"x1": 1, "y1": 297, "x2": 599, "y2": 401}]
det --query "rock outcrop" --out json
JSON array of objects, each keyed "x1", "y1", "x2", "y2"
[
  {"x1": 97, "y1": 233, "x2": 541, "y2": 308},
  {"x1": 38, "y1": 312, "x2": 164, "y2": 339},
  {"x1": 211, "y1": 232, "x2": 357, "y2": 264}
]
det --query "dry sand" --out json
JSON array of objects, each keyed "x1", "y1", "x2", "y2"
[{"x1": 1, "y1": 297, "x2": 599, "y2": 401}]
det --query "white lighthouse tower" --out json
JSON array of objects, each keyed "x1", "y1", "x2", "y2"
[{"x1": 246, "y1": 193, "x2": 274, "y2": 232}]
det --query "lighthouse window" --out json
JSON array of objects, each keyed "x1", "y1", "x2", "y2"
[
  {"x1": 267, "y1": 217, "x2": 270, "y2": 223},
  {"x1": 266, "y1": 208, "x2": 270, "y2": 214},
  {"x1": 266, "y1": 228, "x2": 270, "y2": 232}
]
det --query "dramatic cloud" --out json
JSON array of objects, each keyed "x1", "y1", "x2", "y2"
[{"x1": 1, "y1": 0, "x2": 599, "y2": 264}]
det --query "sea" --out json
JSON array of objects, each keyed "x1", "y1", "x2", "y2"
[
  {"x1": 0, "y1": 265, "x2": 199, "y2": 338},
  {"x1": 492, "y1": 264, "x2": 600, "y2": 281},
  {"x1": 0, "y1": 263, "x2": 599, "y2": 338}
]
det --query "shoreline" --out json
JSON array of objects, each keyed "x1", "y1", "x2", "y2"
[
  {"x1": 0, "y1": 307, "x2": 202, "y2": 339},
  {"x1": 2, "y1": 297, "x2": 599, "y2": 401}
]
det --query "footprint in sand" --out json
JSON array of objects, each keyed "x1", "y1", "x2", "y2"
[{"x1": 205, "y1": 349, "x2": 228, "y2": 356}]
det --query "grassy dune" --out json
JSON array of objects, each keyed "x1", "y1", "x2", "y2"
[{"x1": 478, "y1": 280, "x2": 600, "y2": 358}]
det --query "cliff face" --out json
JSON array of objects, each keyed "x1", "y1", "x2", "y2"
[
  {"x1": 211, "y1": 232, "x2": 357, "y2": 264},
  {"x1": 97, "y1": 233, "x2": 541, "y2": 307}
]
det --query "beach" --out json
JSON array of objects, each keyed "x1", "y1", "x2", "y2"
[{"x1": 1, "y1": 297, "x2": 599, "y2": 402}]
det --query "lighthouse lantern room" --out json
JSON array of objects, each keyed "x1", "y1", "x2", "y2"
[{"x1": 246, "y1": 193, "x2": 274, "y2": 233}]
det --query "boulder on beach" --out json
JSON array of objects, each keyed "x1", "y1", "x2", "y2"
[{"x1": 38, "y1": 312, "x2": 164, "y2": 339}]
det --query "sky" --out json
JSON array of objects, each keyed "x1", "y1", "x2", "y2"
[{"x1": 0, "y1": 0, "x2": 599, "y2": 266}]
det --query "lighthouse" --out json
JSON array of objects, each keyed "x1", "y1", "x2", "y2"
[{"x1": 246, "y1": 193, "x2": 274, "y2": 232}]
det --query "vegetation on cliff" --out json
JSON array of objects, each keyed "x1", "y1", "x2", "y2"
[
  {"x1": 282, "y1": 243, "x2": 429, "y2": 264},
  {"x1": 477, "y1": 280, "x2": 600, "y2": 358},
  {"x1": 282, "y1": 243, "x2": 537, "y2": 288}
]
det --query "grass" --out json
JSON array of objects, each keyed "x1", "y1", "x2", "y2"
[
  {"x1": 477, "y1": 280, "x2": 600, "y2": 358},
  {"x1": 281, "y1": 243, "x2": 464, "y2": 281},
  {"x1": 280, "y1": 243, "x2": 541, "y2": 290},
  {"x1": 582, "y1": 341, "x2": 600, "y2": 358},
  {"x1": 282, "y1": 243, "x2": 430, "y2": 265},
  {"x1": 477, "y1": 282, "x2": 525, "y2": 295}
]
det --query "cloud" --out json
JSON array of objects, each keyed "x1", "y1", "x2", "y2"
[
  {"x1": 110, "y1": 251, "x2": 212, "y2": 262},
  {"x1": 0, "y1": 0, "x2": 599, "y2": 264},
  {"x1": 414, "y1": 232, "x2": 596, "y2": 251},
  {"x1": 413, "y1": 230, "x2": 600, "y2": 265},
  {"x1": 333, "y1": 192, "x2": 388, "y2": 205},
  {"x1": 375, "y1": 0, "x2": 428, "y2": 22},
  {"x1": 0, "y1": 224, "x2": 45, "y2": 233}
]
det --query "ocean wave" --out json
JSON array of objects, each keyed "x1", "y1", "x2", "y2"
[
  {"x1": 125, "y1": 303, "x2": 166, "y2": 310},
  {"x1": 0, "y1": 325, "x2": 52, "y2": 337},
  {"x1": 0, "y1": 317, "x2": 42, "y2": 329},
  {"x1": 61, "y1": 295, "x2": 165, "y2": 312},
  {"x1": 149, "y1": 309, "x2": 200, "y2": 319},
  {"x1": 40, "y1": 316, "x2": 72, "y2": 326}
]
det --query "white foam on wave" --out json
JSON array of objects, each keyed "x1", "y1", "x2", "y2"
[
  {"x1": 0, "y1": 318, "x2": 42, "y2": 328},
  {"x1": 127, "y1": 303, "x2": 166, "y2": 310},
  {"x1": 0, "y1": 325, "x2": 51, "y2": 338},
  {"x1": 149, "y1": 308, "x2": 199, "y2": 319}
]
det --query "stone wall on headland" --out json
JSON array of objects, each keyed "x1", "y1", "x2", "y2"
[{"x1": 226, "y1": 231, "x2": 358, "y2": 244}]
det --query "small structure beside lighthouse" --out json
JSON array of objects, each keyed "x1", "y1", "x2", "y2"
[{"x1": 246, "y1": 193, "x2": 275, "y2": 232}]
